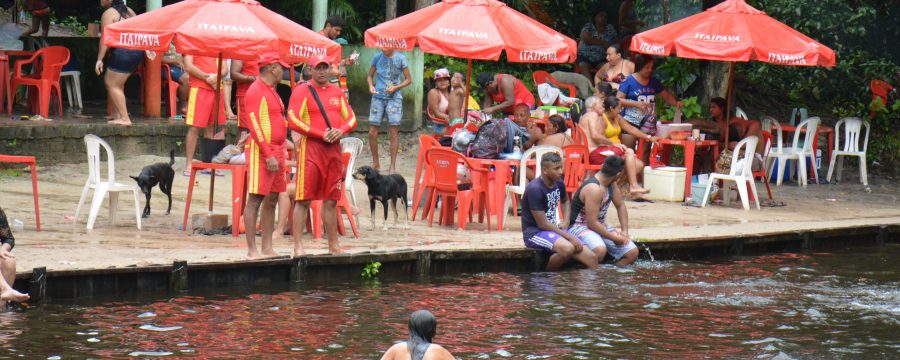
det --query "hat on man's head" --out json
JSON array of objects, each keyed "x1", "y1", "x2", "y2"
[
  {"x1": 308, "y1": 53, "x2": 333, "y2": 67},
  {"x1": 433, "y1": 68, "x2": 450, "y2": 80},
  {"x1": 476, "y1": 72, "x2": 494, "y2": 89},
  {"x1": 258, "y1": 52, "x2": 289, "y2": 68}
]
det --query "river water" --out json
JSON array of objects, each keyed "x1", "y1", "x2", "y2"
[{"x1": 2, "y1": 245, "x2": 898, "y2": 359}]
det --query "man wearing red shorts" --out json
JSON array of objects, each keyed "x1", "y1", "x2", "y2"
[
  {"x1": 287, "y1": 53, "x2": 357, "y2": 256},
  {"x1": 230, "y1": 59, "x2": 260, "y2": 138},
  {"x1": 183, "y1": 55, "x2": 228, "y2": 174},
  {"x1": 243, "y1": 53, "x2": 289, "y2": 259}
]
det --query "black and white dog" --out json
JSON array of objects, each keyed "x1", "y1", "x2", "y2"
[
  {"x1": 130, "y1": 150, "x2": 175, "y2": 218},
  {"x1": 352, "y1": 166, "x2": 409, "y2": 230}
]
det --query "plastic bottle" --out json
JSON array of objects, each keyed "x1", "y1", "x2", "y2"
[
  {"x1": 12, "y1": 219, "x2": 24, "y2": 232},
  {"x1": 512, "y1": 136, "x2": 522, "y2": 155}
]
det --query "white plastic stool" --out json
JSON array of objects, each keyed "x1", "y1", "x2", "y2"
[{"x1": 60, "y1": 70, "x2": 83, "y2": 108}]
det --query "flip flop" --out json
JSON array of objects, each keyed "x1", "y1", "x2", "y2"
[
  {"x1": 183, "y1": 170, "x2": 192, "y2": 177},
  {"x1": 631, "y1": 197, "x2": 654, "y2": 203}
]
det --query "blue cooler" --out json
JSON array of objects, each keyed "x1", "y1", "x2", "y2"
[{"x1": 769, "y1": 159, "x2": 794, "y2": 183}]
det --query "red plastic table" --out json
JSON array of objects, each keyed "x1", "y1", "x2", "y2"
[
  {"x1": 470, "y1": 158, "x2": 517, "y2": 231},
  {"x1": 652, "y1": 139, "x2": 720, "y2": 200},
  {"x1": 0, "y1": 155, "x2": 40, "y2": 231},
  {"x1": 182, "y1": 162, "x2": 247, "y2": 237}
]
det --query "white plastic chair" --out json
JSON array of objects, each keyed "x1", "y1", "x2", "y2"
[
  {"x1": 502, "y1": 145, "x2": 563, "y2": 228},
  {"x1": 60, "y1": 70, "x2": 83, "y2": 108},
  {"x1": 74, "y1": 135, "x2": 142, "y2": 230},
  {"x1": 767, "y1": 117, "x2": 820, "y2": 187},
  {"x1": 735, "y1": 106, "x2": 749, "y2": 120},
  {"x1": 702, "y1": 136, "x2": 760, "y2": 210},
  {"x1": 340, "y1": 137, "x2": 364, "y2": 210},
  {"x1": 760, "y1": 116, "x2": 781, "y2": 169},
  {"x1": 826, "y1": 117, "x2": 870, "y2": 186}
]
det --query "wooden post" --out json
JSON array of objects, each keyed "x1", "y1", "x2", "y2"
[
  {"x1": 29, "y1": 267, "x2": 46, "y2": 304},
  {"x1": 169, "y1": 260, "x2": 188, "y2": 293},
  {"x1": 290, "y1": 256, "x2": 309, "y2": 282},
  {"x1": 415, "y1": 251, "x2": 432, "y2": 278}
]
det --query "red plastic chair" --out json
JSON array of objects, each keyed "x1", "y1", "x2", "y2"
[
  {"x1": 422, "y1": 148, "x2": 488, "y2": 230},
  {"x1": 161, "y1": 63, "x2": 180, "y2": 117},
  {"x1": 426, "y1": 106, "x2": 450, "y2": 134},
  {"x1": 0, "y1": 155, "x2": 41, "y2": 231},
  {"x1": 7, "y1": 46, "x2": 69, "y2": 118},
  {"x1": 572, "y1": 124, "x2": 590, "y2": 147},
  {"x1": 182, "y1": 162, "x2": 248, "y2": 237},
  {"x1": 561, "y1": 145, "x2": 591, "y2": 198},
  {"x1": 870, "y1": 79, "x2": 893, "y2": 118},
  {"x1": 411, "y1": 135, "x2": 442, "y2": 221},
  {"x1": 532, "y1": 70, "x2": 576, "y2": 106}
]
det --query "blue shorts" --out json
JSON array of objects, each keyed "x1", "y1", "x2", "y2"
[
  {"x1": 369, "y1": 96, "x2": 402, "y2": 126},
  {"x1": 163, "y1": 64, "x2": 185, "y2": 81},
  {"x1": 524, "y1": 230, "x2": 572, "y2": 254},
  {"x1": 569, "y1": 224, "x2": 637, "y2": 261},
  {"x1": 107, "y1": 48, "x2": 144, "y2": 74}
]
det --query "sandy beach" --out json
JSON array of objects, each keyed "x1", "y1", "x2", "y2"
[{"x1": 2, "y1": 133, "x2": 899, "y2": 272}]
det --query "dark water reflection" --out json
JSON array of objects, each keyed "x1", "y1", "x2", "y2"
[{"x1": 1, "y1": 245, "x2": 898, "y2": 358}]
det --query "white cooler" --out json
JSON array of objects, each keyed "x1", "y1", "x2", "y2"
[{"x1": 643, "y1": 166, "x2": 686, "y2": 202}]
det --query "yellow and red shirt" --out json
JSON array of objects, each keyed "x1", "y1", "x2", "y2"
[
  {"x1": 188, "y1": 55, "x2": 222, "y2": 90},
  {"x1": 287, "y1": 82, "x2": 357, "y2": 140},
  {"x1": 235, "y1": 61, "x2": 260, "y2": 98},
  {"x1": 245, "y1": 78, "x2": 287, "y2": 158}
]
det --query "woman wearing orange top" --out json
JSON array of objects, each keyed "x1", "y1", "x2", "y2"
[
  {"x1": 581, "y1": 96, "x2": 656, "y2": 198},
  {"x1": 593, "y1": 45, "x2": 634, "y2": 91}
]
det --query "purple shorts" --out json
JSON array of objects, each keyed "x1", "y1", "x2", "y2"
[{"x1": 524, "y1": 230, "x2": 572, "y2": 253}]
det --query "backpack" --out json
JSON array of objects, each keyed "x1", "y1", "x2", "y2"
[
  {"x1": 467, "y1": 118, "x2": 511, "y2": 159},
  {"x1": 568, "y1": 98, "x2": 585, "y2": 124}
]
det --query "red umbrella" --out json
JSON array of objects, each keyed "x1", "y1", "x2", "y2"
[
  {"x1": 102, "y1": 0, "x2": 339, "y2": 130},
  {"x1": 364, "y1": 0, "x2": 577, "y2": 110},
  {"x1": 103, "y1": 0, "x2": 340, "y2": 64},
  {"x1": 629, "y1": 0, "x2": 836, "y2": 139}
]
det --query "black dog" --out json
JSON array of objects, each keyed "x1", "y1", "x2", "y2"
[
  {"x1": 352, "y1": 166, "x2": 409, "y2": 230},
  {"x1": 130, "y1": 150, "x2": 175, "y2": 218}
]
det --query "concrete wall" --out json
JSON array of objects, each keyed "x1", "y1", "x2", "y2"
[{"x1": 343, "y1": 45, "x2": 424, "y2": 132}]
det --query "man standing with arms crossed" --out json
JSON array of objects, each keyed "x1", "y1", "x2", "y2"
[
  {"x1": 288, "y1": 54, "x2": 358, "y2": 256},
  {"x1": 243, "y1": 53, "x2": 289, "y2": 259}
]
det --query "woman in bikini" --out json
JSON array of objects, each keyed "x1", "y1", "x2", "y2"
[
  {"x1": 426, "y1": 68, "x2": 452, "y2": 134},
  {"x1": 95, "y1": 0, "x2": 144, "y2": 126},
  {"x1": 583, "y1": 96, "x2": 656, "y2": 199},
  {"x1": 594, "y1": 45, "x2": 634, "y2": 91}
]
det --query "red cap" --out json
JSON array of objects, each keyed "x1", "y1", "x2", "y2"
[
  {"x1": 258, "y1": 52, "x2": 289, "y2": 68},
  {"x1": 308, "y1": 53, "x2": 333, "y2": 67}
]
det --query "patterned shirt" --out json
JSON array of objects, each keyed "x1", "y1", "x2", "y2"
[{"x1": 578, "y1": 22, "x2": 618, "y2": 59}]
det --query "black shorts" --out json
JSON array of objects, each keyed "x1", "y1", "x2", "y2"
[{"x1": 107, "y1": 48, "x2": 144, "y2": 74}]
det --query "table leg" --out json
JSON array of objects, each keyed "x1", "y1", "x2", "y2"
[
  {"x1": 183, "y1": 169, "x2": 199, "y2": 233},
  {"x1": 683, "y1": 143, "x2": 695, "y2": 199},
  {"x1": 495, "y1": 162, "x2": 510, "y2": 231},
  {"x1": 208, "y1": 170, "x2": 215, "y2": 214},
  {"x1": 230, "y1": 169, "x2": 242, "y2": 238},
  {"x1": 29, "y1": 161, "x2": 40, "y2": 232}
]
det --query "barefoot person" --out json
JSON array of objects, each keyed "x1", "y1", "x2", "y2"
[
  {"x1": 95, "y1": 0, "x2": 142, "y2": 126},
  {"x1": 0, "y1": 207, "x2": 29, "y2": 308},
  {"x1": 521, "y1": 153, "x2": 598, "y2": 271},
  {"x1": 21, "y1": 0, "x2": 50, "y2": 37},
  {"x1": 182, "y1": 54, "x2": 228, "y2": 175},
  {"x1": 242, "y1": 53, "x2": 289, "y2": 259},
  {"x1": 367, "y1": 48, "x2": 411, "y2": 173},
  {"x1": 568, "y1": 156, "x2": 640, "y2": 267},
  {"x1": 381, "y1": 310, "x2": 455, "y2": 360},
  {"x1": 581, "y1": 96, "x2": 656, "y2": 198},
  {"x1": 288, "y1": 54, "x2": 358, "y2": 255}
]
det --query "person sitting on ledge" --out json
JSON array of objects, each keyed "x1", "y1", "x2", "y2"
[
  {"x1": 381, "y1": 310, "x2": 455, "y2": 360},
  {"x1": 0, "y1": 207, "x2": 29, "y2": 310},
  {"x1": 521, "y1": 153, "x2": 598, "y2": 271},
  {"x1": 568, "y1": 155, "x2": 639, "y2": 267}
]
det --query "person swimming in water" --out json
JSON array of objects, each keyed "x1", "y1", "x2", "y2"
[{"x1": 381, "y1": 310, "x2": 455, "y2": 360}]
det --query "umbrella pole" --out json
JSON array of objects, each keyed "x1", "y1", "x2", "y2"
[
  {"x1": 210, "y1": 52, "x2": 224, "y2": 213},
  {"x1": 724, "y1": 61, "x2": 735, "y2": 146},
  {"x1": 464, "y1": 58, "x2": 472, "y2": 123}
]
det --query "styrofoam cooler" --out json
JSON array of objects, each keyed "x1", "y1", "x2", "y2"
[{"x1": 643, "y1": 166, "x2": 687, "y2": 201}]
